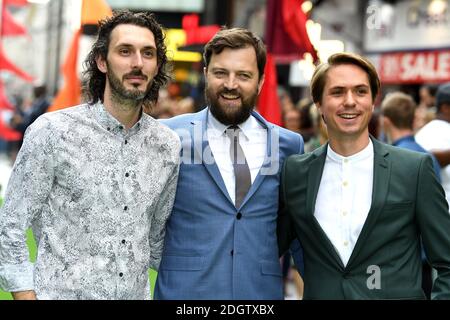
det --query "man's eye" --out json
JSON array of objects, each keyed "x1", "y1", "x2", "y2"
[
  {"x1": 119, "y1": 49, "x2": 130, "y2": 55},
  {"x1": 143, "y1": 51, "x2": 154, "y2": 58},
  {"x1": 239, "y1": 74, "x2": 251, "y2": 80},
  {"x1": 356, "y1": 88, "x2": 368, "y2": 95}
]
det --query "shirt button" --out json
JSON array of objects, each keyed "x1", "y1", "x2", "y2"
[
  {"x1": 124, "y1": 206, "x2": 128, "y2": 211},
  {"x1": 236, "y1": 212, "x2": 242, "y2": 220},
  {"x1": 125, "y1": 172, "x2": 129, "y2": 177},
  {"x1": 121, "y1": 239, "x2": 126, "y2": 244},
  {"x1": 344, "y1": 241, "x2": 349, "y2": 246},
  {"x1": 107, "y1": 127, "x2": 111, "y2": 131},
  {"x1": 342, "y1": 211, "x2": 347, "y2": 216},
  {"x1": 119, "y1": 272, "x2": 123, "y2": 277},
  {"x1": 344, "y1": 159, "x2": 348, "y2": 163},
  {"x1": 343, "y1": 181, "x2": 348, "y2": 187}
]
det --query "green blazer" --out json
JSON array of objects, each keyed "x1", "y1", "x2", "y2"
[{"x1": 278, "y1": 137, "x2": 450, "y2": 299}]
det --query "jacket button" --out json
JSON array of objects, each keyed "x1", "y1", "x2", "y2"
[
  {"x1": 236, "y1": 212, "x2": 242, "y2": 220},
  {"x1": 230, "y1": 250, "x2": 234, "y2": 256}
]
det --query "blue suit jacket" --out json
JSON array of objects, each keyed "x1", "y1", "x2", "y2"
[{"x1": 154, "y1": 108, "x2": 303, "y2": 299}]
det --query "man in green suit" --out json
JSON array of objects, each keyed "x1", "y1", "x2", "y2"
[{"x1": 278, "y1": 52, "x2": 450, "y2": 299}]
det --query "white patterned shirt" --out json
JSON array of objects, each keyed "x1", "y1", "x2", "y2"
[{"x1": 0, "y1": 103, "x2": 180, "y2": 300}]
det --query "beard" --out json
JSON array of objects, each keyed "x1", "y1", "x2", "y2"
[
  {"x1": 107, "y1": 64, "x2": 150, "y2": 102},
  {"x1": 206, "y1": 86, "x2": 258, "y2": 126}
]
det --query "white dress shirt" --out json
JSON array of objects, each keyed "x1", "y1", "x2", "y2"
[
  {"x1": 207, "y1": 110, "x2": 267, "y2": 204},
  {"x1": 314, "y1": 140, "x2": 374, "y2": 266}
]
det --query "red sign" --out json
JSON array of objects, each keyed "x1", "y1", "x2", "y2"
[
  {"x1": 379, "y1": 50, "x2": 450, "y2": 84},
  {"x1": 182, "y1": 14, "x2": 220, "y2": 46}
]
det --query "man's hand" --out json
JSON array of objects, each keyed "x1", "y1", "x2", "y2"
[{"x1": 12, "y1": 290, "x2": 37, "y2": 300}]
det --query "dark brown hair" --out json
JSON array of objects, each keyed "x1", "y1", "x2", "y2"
[{"x1": 203, "y1": 27, "x2": 266, "y2": 80}]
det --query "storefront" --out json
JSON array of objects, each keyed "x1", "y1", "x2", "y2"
[{"x1": 364, "y1": 0, "x2": 450, "y2": 99}]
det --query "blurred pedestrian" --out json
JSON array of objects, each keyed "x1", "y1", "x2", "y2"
[
  {"x1": 416, "y1": 82, "x2": 450, "y2": 211},
  {"x1": 414, "y1": 84, "x2": 438, "y2": 131},
  {"x1": 10, "y1": 85, "x2": 50, "y2": 136}
]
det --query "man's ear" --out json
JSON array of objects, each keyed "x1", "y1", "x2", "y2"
[
  {"x1": 257, "y1": 74, "x2": 265, "y2": 95},
  {"x1": 96, "y1": 55, "x2": 107, "y2": 74},
  {"x1": 316, "y1": 102, "x2": 326, "y2": 124}
]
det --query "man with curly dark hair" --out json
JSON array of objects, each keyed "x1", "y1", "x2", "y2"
[
  {"x1": 83, "y1": 10, "x2": 170, "y2": 111},
  {"x1": 0, "y1": 11, "x2": 180, "y2": 300}
]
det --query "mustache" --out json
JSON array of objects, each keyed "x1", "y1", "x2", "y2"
[
  {"x1": 219, "y1": 88, "x2": 240, "y2": 96},
  {"x1": 123, "y1": 70, "x2": 148, "y2": 80}
]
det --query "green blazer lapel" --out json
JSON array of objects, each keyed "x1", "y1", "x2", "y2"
[
  {"x1": 306, "y1": 145, "x2": 327, "y2": 216},
  {"x1": 346, "y1": 138, "x2": 391, "y2": 269},
  {"x1": 307, "y1": 144, "x2": 346, "y2": 270}
]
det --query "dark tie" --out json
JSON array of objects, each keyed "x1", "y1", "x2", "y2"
[{"x1": 226, "y1": 126, "x2": 251, "y2": 208}]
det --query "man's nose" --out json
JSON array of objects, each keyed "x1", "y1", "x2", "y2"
[
  {"x1": 131, "y1": 53, "x2": 144, "y2": 69},
  {"x1": 344, "y1": 90, "x2": 356, "y2": 106},
  {"x1": 224, "y1": 75, "x2": 238, "y2": 90}
]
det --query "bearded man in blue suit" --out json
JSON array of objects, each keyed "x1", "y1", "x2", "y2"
[{"x1": 154, "y1": 28, "x2": 303, "y2": 300}]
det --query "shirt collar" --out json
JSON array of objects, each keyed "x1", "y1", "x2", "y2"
[
  {"x1": 92, "y1": 101, "x2": 144, "y2": 135},
  {"x1": 392, "y1": 135, "x2": 415, "y2": 146},
  {"x1": 327, "y1": 139, "x2": 374, "y2": 163},
  {"x1": 207, "y1": 109, "x2": 261, "y2": 140}
]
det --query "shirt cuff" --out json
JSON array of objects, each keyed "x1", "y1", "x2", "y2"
[{"x1": 0, "y1": 262, "x2": 34, "y2": 292}]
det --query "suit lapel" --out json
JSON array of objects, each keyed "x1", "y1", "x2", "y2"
[
  {"x1": 307, "y1": 144, "x2": 346, "y2": 269},
  {"x1": 306, "y1": 145, "x2": 326, "y2": 216},
  {"x1": 192, "y1": 109, "x2": 234, "y2": 205},
  {"x1": 346, "y1": 138, "x2": 391, "y2": 269}
]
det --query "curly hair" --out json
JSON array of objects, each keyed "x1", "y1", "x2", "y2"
[{"x1": 82, "y1": 10, "x2": 170, "y2": 108}]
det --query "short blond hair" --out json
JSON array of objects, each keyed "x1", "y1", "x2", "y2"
[{"x1": 381, "y1": 92, "x2": 416, "y2": 129}]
